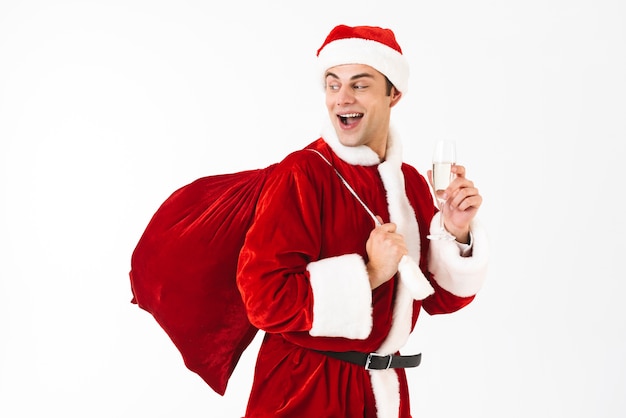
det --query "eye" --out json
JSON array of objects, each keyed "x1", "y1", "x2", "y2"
[{"x1": 326, "y1": 82, "x2": 340, "y2": 91}]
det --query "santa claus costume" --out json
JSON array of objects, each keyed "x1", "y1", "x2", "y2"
[{"x1": 236, "y1": 25, "x2": 489, "y2": 418}]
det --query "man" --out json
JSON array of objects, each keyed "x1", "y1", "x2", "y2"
[{"x1": 236, "y1": 24, "x2": 488, "y2": 418}]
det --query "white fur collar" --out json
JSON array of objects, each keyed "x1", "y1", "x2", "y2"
[{"x1": 320, "y1": 123, "x2": 403, "y2": 168}]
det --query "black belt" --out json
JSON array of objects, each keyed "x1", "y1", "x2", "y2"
[{"x1": 317, "y1": 350, "x2": 422, "y2": 370}]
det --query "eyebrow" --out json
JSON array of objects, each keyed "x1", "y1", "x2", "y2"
[{"x1": 324, "y1": 71, "x2": 376, "y2": 81}]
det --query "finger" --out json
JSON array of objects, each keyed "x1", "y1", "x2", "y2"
[
  {"x1": 371, "y1": 218, "x2": 396, "y2": 234},
  {"x1": 381, "y1": 233, "x2": 408, "y2": 254},
  {"x1": 448, "y1": 185, "x2": 475, "y2": 203},
  {"x1": 380, "y1": 222, "x2": 397, "y2": 233},
  {"x1": 447, "y1": 176, "x2": 474, "y2": 193},
  {"x1": 451, "y1": 164, "x2": 466, "y2": 178},
  {"x1": 457, "y1": 194, "x2": 482, "y2": 211},
  {"x1": 449, "y1": 189, "x2": 482, "y2": 211}
]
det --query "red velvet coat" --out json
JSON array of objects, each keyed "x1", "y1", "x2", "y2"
[{"x1": 236, "y1": 127, "x2": 489, "y2": 418}]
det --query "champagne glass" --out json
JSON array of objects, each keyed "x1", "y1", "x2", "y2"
[{"x1": 427, "y1": 139, "x2": 456, "y2": 240}]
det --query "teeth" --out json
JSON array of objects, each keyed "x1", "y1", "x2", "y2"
[{"x1": 339, "y1": 113, "x2": 361, "y2": 118}]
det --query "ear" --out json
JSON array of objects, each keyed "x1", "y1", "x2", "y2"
[{"x1": 389, "y1": 87, "x2": 402, "y2": 108}]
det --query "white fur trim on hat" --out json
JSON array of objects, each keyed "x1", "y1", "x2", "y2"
[{"x1": 317, "y1": 37, "x2": 410, "y2": 93}]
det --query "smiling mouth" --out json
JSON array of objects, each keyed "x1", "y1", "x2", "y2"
[{"x1": 338, "y1": 113, "x2": 363, "y2": 126}]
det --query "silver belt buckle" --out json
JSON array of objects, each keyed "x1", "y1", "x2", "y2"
[{"x1": 365, "y1": 353, "x2": 393, "y2": 370}]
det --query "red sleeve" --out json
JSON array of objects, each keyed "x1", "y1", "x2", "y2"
[{"x1": 236, "y1": 155, "x2": 319, "y2": 333}]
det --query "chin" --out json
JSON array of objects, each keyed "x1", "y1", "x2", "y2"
[
  {"x1": 338, "y1": 138, "x2": 361, "y2": 148},
  {"x1": 335, "y1": 132, "x2": 362, "y2": 148}
]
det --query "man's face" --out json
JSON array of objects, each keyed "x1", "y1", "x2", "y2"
[{"x1": 324, "y1": 64, "x2": 401, "y2": 159}]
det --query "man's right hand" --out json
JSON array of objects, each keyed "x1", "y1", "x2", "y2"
[{"x1": 365, "y1": 216, "x2": 408, "y2": 289}]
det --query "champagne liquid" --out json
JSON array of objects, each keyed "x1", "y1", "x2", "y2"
[{"x1": 432, "y1": 162, "x2": 454, "y2": 196}]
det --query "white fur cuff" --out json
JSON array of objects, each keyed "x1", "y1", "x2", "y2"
[
  {"x1": 428, "y1": 215, "x2": 489, "y2": 297},
  {"x1": 307, "y1": 254, "x2": 373, "y2": 339}
]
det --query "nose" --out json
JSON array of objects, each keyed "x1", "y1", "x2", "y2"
[{"x1": 336, "y1": 86, "x2": 355, "y2": 106}]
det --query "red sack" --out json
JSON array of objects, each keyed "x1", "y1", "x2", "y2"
[{"x1": 129, "y1": 164, "x2": 276, "y2": 395}]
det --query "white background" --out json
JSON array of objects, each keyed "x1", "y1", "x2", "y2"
[{"x1": 1, "y1": 0, "x2": 625, "y2": 417}]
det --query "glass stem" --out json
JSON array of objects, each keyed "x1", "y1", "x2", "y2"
[{"x1": 439, "y1": 200, "x2": 446, "y2": 232}]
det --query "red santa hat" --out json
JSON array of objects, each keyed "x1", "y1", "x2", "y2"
[{"x1": 316, "y1": 24, "x2": 410, "y2": 93}]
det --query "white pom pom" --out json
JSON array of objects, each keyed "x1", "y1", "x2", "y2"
[{"x1": 397, "y1": 255, "x2": 435, "y2": 300}]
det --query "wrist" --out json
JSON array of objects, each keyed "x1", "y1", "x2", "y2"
[
  {"x1": 366, "y1": 263, "x2": 388, "y2": 290},
  {"x1": 447, "y1": 227, "x2": 470, "y2": 244}
]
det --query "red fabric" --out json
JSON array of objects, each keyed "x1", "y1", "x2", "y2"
[
  {"x1": 316, "y1": 24, "x2": 403, "y2": 56},
  {"x1": 129, "y1": 165, "x2": 276, "y2": 395},
  {"x1": 245, "y1": 333, "x2": 385, "y2": 417},
  {"x1": 129, "y1": 136, "x2": 476, "y2": 411},
  {"x1": 236, "y1": 140, "x2": 474, "y2": 417}
]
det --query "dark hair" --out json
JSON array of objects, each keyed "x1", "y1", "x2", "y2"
[{"x1": 385, "y1": 77, "x2": 394, "y2": 96}]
